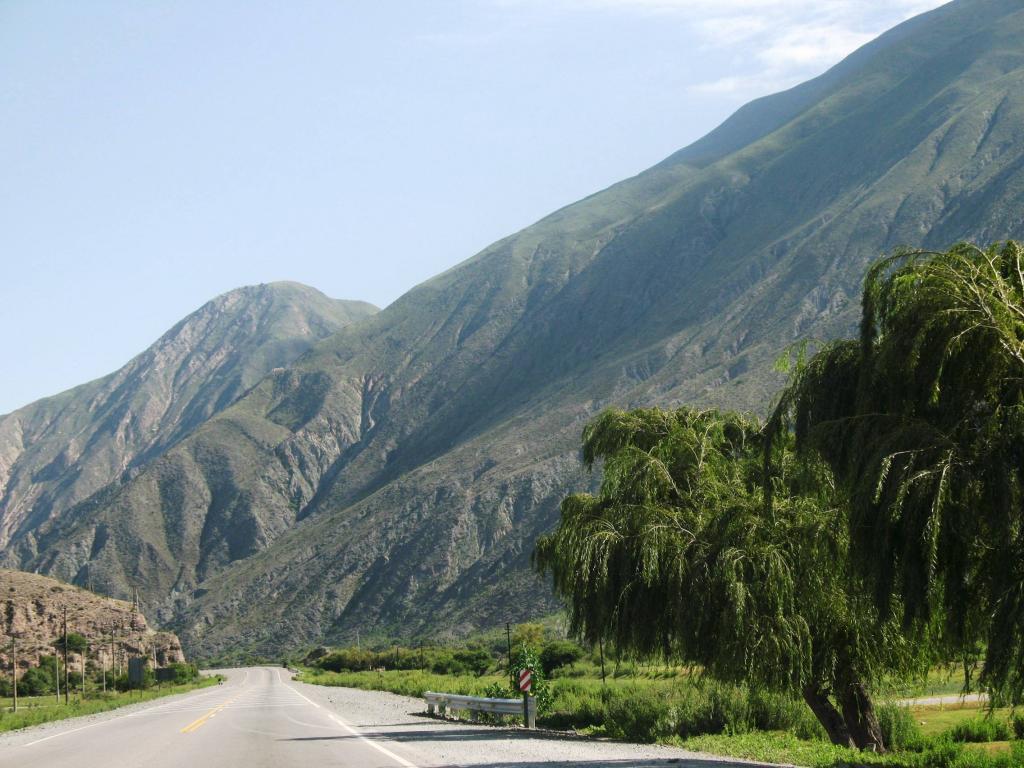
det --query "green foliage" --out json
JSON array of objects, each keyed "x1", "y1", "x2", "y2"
[
  {"x1": 0, "y1": 675, "x2": 219, "y2": 732},
  {"x1": 603, "y1": 687, "x2": 672, "y2": 742},
  {"x1": 769, "y1": 242, "x2": 1024, "y2": 703},
  {"x1": 947, "y1": 717, "x2": 1011, "y2": 743},
  {"x1": 536, "y1": 405, "x2": 925, "y2": 748},
  {"x1": 5, "y1": 655, "x2": 65, "y2": 696},
  {"x1": 303, "y1": 666, "x2": 821, "y2": 743},
  {"x1": 539, "y1": 640, "x2": 585, "y2": 676},
  {"x1": 18, "y1": 666, "x2": 58, "y2": 697},
  {"x1": 674, "y1": 731, "x2": 1024, "y2": 768},
  {"x1": 511, "y1": 623, "x2": 546, "y2": 653},
  {"x1": 511, "y1": 646, "x2": 551, "y2": 714},
  {"x1": 52, "y1": 632, "x2": 88, "y2": 654},
  {"x1": 315, "y1": 645, "x2": 495, "y2": 677},
  {"x1": 1011, "y1": 713, "x2": 1024, "y2": 740},
  {"x1": 878, "y1": 705, "x2": 925, "y2": 751},
  {"x1": 165, "y1": 662, "x2": 199, "y2": 685}
]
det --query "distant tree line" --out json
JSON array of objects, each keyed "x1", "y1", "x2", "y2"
[{"x1": 309, "y1": 636, "x2": 585, "y2": 679}]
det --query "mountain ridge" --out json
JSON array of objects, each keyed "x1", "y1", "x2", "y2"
[
  {"x1": 9, "y1": 0, "x2": 1024, "y2": 657},
  {"x1": 0, "y1": 282, "x2": 377, "y2": 553}
]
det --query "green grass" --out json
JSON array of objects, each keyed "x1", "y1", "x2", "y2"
[
  {"x1": 678, "y1": 732, "x2": 1024, "y2": 768},
  {"x1": 0, "y1": 676, "x2": 222, "y2": 733},
  {"x1": 299, "y1": 666, "x2": 1024, "y2": 768},
  {"x1": 911, "y1": 705, "x2": 1012, "y2": 738},
  {"x1": 297, "y1": 667, "x2": 820, "y2": 740},
  {"x1": 879, "y1": 665, "x2": 984, "y2": 700}
]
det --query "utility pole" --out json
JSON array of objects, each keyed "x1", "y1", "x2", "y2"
[
  {"x1": 505, "y1": 622, "x2": 514, "y2": 689},
  {"x1": 54, "y1": 653, "x2": 60, "y2": 703},
  {"x1": 9, "y1": 635, "x2": 17, "y2": 713},
  {"x1": 113, "y1": 622, "x2": 121, "y2": 678},
  {"x1": 81, "y1": 639, "x2": 88, "y2": 698},
  {"x1": 101, "y1": 647, "x2": 106, "y2": 693},
  {"x1": 62, "y1": 605, "x2": 69, "y2": 705}
]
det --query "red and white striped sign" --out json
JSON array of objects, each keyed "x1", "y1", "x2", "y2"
[{"x1": 518, "y1": 668, "x2": 533, "y2": 693}]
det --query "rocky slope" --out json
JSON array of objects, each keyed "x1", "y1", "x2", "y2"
[
  {"x1": 0, "y1": 283, "x2": 377, "y2": 553},
  {"x1": 14, "y1": 0, "x2": 1024, "y2": 656},
  {"x1": 0, "y1": 569, "x2": 185, "y2": 672}
]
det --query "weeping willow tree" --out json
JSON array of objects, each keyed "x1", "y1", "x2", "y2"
[
  {"x1": 767, "y1": 241, "x2": 1024, "y2": 702},
  {"x1": 535, "y1": 407, "x2": 919, "y2": 750}
]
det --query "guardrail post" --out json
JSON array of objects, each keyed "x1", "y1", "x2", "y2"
[{"x1": 526, "y1": 695, "x2": 536, "y2": 729}]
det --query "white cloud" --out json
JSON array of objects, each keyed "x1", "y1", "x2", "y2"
[{"x1": 493, "y1": 0, "x2": 949, "y2": 98}]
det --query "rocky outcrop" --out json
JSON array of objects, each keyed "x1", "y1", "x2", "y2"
[{"x1": 0, "y1": 569, "x2": 186, "y2": 672}]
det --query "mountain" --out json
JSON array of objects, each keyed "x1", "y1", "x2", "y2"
[
  {"x1": 0, "y1": 283, "x2": 377, "y2": 553},
  {"x1": 14, "y1": 0, "x2": 1024, "y2": 658}
]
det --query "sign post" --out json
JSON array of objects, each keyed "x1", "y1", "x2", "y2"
[{"x1": 518, "y1": 668, "x2": 533, "y2": 729}]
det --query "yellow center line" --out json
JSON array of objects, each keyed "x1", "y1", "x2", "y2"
[{"x1": 180, "y1": 693, "x2": 243, "y2": 734}]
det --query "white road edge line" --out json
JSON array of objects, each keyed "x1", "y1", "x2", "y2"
[
  {"x1": 21, "y1": 671, "x2": 244, "y2": 747},
  {"x1": 277, "y1": 668, "x2": 419, "y2": 768}
]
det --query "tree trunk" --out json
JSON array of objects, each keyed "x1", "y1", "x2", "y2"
[
  {"x1": 802, "y1": 684, "x2": 853, "y2": 748},
  {"x1": 839, "y1": 680, "x2": 886, "y2": 753}
]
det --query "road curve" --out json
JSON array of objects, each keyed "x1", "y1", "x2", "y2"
[{"x1": 0, "y1": 666, "x2": 420, "y2": 768}]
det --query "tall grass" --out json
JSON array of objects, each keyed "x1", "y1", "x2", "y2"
[{"x1": 298, "y1": 668, "x2": 817, "y2": 743}]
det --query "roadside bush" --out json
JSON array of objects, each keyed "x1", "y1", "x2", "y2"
[
  {"x1": 17, "y1": 666, "x2": 56, "y2": 696},
  {"x1": 877, "y1": 704, "x2": 924, "y2": 751},
  {"x1": 453, "y1": 648, "x2": 492, "y2": 676},
  {"x1": 511, "y1": 646, "x2": 554, "y2": 715},
  {"x1": 317, "y1": 645, "x2": 495, "y2": 676},
  {"x1": 603, "y1": 687, "x2": 673, "y2": 743},
  {"x1": 511, "y1": 624, "x2": 546, "y2": 653},
  {"x1": 948, "y1": 716, "x2": 1010, "y2": 743},
  {"x1": 166, "y1": 662, "x2": 198, "y2": 684},
  {"x1": 672, "y1": 682, "x2": 748, "y2": 738},
  {"x1": 540, "y1": 640, "x2": 585, "y2": 676},
  {"x1": 1011, "y1": 713, "x2": 1024, "y2": 740},
  {"x1": 540, "y1": 679, "x2": 607, "y2": 731},
  {"x1": 319, "y1": 648, "x2": 376, "y2": 672},
  {"x1": 748, "y1": 689, "x2": 823, "y2": 738}
]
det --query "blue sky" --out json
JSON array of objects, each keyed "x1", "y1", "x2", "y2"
[{"x1": 0, "y1": 0, "x2": 945, "y2": 414}]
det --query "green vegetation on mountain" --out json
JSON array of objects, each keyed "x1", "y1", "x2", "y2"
[{"x1": 6, "y1": 0, "x2": 1024, "y2": 658}]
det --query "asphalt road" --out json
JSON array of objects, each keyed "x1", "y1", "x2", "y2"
[{"x1": 0, "y1": 666, "x2": 422, "y2": 768}]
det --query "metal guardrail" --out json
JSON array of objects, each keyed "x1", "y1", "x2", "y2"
[{"x1": 424, "y1": 690, "x2": 536, "y2": 728}]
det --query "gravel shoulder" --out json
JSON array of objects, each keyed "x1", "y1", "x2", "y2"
[{"x1": 290, "y1": 675, "x2": 778, "y2": 768}]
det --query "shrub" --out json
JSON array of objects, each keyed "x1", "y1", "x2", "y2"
[
  {"x1": 948, "y1": 716, "x2": 1010, "y2": 743},
  {"x1": 748, "y1": 689, "x2": 823, "y2": 738},
  {"x1": 452, "y1": 648, "x2": 492, "y2": 676},
  {"x1": 877, "y1": 704, "x2": 924, "y2": 751},
  {"x1": 540, "y1": 641, "x2": 585, "y2": 676},
  {"x1": 511, "y1": 647, "x2": 552, "y2": 715},
  {"x1": 603, "y1": 687, "x2": 673, "y2": 743},
  {"x1": 166, "y1": 662, "x2": 198, "y2": 684},
  {"x1": 18, "y1": 666, "x2": 56, "y2": 696},
  {"x1": 1011, "y1": 713, "x2": 1024, "y2": 740},
  {"x1": 510, "y1": 624, "x2": 546, "y2": 653}
]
